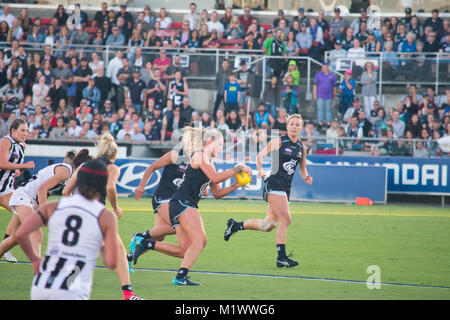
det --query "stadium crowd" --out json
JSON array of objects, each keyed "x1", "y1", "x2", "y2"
[{"x1": 0, "y1": 3, "x2": 449, "y2": 157}]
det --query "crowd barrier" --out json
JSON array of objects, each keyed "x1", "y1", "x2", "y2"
[{"x1": 26, "y1": 156, "x2": 388, "y2": 204}]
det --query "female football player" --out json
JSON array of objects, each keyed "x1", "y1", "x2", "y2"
[
  {"x1": 133, "y1": 127, "x2": 252, "y2": 285},
  {"x1": 223, "y1": 114, "x2": 313, "y2": 268},
  {"x1": 0, "y1": 119, "x2": 34, "y2": 263},
  {"x1": 15, "y1": 159, "x2": 118, "y2": 300}
]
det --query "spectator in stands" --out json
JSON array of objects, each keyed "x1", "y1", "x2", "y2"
[
  {"x1": 329, "y1": 7, "x2": 346, "y2": 39},
  {"x1": 162, "y1": 28, "x2": 181, "y2": 49},
  {"x1": 254, "y1": 103, "x2": 273, "y2": 129},
  {"x1": 391, "y1": 110, "x2": 406, "y2": 138},
  {"x1": 93, "y1": 2, "x2": 109, "y2": 27},
  {"x1": 273, "y1": 9, "x2": 286, "y2": 29},
  {"x1": 82, "y1": 77, "x2": 101, "y2": 112},
  {"x1": 50, "y1": 117, "x2": 67, "y2": 139},
  {"x1": 293, "y1": 8, "x2": 309, "y2": 27},
  {"x1": 106, "y1": 25, "x2": 126, "y2": 46},
  {"x1": 308, "y1": 18, "x2": 324, "y2": 61},
  {"x1": 18, "y1": 8, "x2": 32, "y2": 35},
  {"x1": 296, "y1": 22, "x2": 312, "y2": 57},
  {"x1": 26, "y1": 24, "x2": 44, "y2": 46},
  {"x1": 206, "y1": 11, "x2": 224, "y2": 39},
  {"x1": 326, "y1": 118, "x2": 340, "y2": 144},
  {"x1": 179, "y1": 21, "x2": 191, "y2": 47},
  {"x1": 153, "y1": 48, "x2": 171, "y2": 77},
  {"x1": 67, "y1": 118, "x2": 81, "y2": 139},
  {"x1": 130, "y1": 123, "x2": 146, "y2": 141},
  {"x1": 284, "y1": 60, "x2": 300, "y2": 86},
  {"x1": 69, "y1": 25, "x2": 90, "y2": 49},
  {"x1": 313, "y1": 63, "x2": 336, "y2": 126},
  {"x1": 50, "y1": 58, "x2": 72, "y2": 94},
  {"x1": 220, "y1": 7, "x2": 233, "y2": 30},
  {"x1": 116, "y1": 4, "x2": 133, "y2": 31},
  {"x1": 343, "y1": 97, "x2": 363, "y2": 124},
  {"x1": 414, "y1": 140, "x2": 429, "y2": 158},
  {"x1": 117, "y1": 119, "x2": 134, "y2": 140},
  {"x1": 300, "y1": 120, "x2": 319, "y2": 155},
  {"x1": 346, "y1": 116, "x2": 363, "y2": 144},
  {"x1": 0, "y1": 4, "x2": 14, "y2": 28},
  {"x1": 328, "y1": 39, "x2": 347, "y2": 71},
  {"x1": 144, "y1": 67, "x2": 166, "y2": 110},
  {"x1": 157, "y1": 8, "x2": 173, "y2": 30},
  {"x1": 239, "y1": 6, "x2": 253, "y2": 33},
  {"x1": 360, "y1": 61, "x2": 377, "y2": 115},
  {"x1": 183, "y1": 2, "x2": 201, "y2": 31},
  {"x1": 179, "y1": 97, "x2": 195, "y2": 127},
  {"x1": 423, "y1": 32, "x2": 440, "y2": 53},
  {"x1": 32, "y1": 75, "x2": 49, "y2": 108},
  {"x1": 200, "y1": 9, "x2": 209, "y2": 26},
  {"x1": 212, "y1": 59, "x2": 230, "y2": 119},
  {"x1": 357, "y1": 110, "x2": 373, "y2": 137},
  {"x1": 350, "y1": 7, "x2": 369, "y2": 36},
  {"x1": 290, "y1": 20, "x2": 301, "y2": 37},
  {"x1": 264, "y1": 29, "x2": 286, "y2": 78},
  {"x1": 223, "y1": 72, "x2": 241, "y2": 118},
  {"x1": 338, "y1": 69, "x2": 355, "y2": 116},
  {"x1": 236, "y1": 60, "x2": 252, "y2": 108},
  {"x1": 263, "y1": 75, "x2": 281, "y2": 119},
  {"x1": 226, "y1": 15, "x2": 245, "y2": 40},
  {"x1": 424, "y1": 9, "x2": 444, "y2": 41},
  {"x1": 73, "y1": 57, "x2": 92, "y2": 107},
  {"x1": 145, "y1": 28, "x2": 162, "y2": 48},
  {"x1": 167, "y1": 70, "x2": 189, "y2": 108},
  {"x1": 339, "y1": 27, "x2": 355, "y2": 51},
  {"x1": 282, "y1": 74, "x2": 300, "y2": 115}
]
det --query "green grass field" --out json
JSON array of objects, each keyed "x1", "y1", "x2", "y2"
[{"x1": 1, "y1": 197, "x2": 450, "y2": 300}]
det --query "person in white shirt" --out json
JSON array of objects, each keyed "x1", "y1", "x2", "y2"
[
  {"x1": 116, "y1": 119, "x2": 134, "y2": 140},
  {"x1": 67, "y1": 118, "x2": 82, "y2": 138},
  {"x1": 391, "y1": 110, "x2": 406, "y2": 138},
  {"x1": 106, "y1": 50, "x2": 124, "y2": 86},
  {"x1": 346, "y1": 38, "x2": 366, "y2": 59},
  {"x1": 206, "y1": 11, "x2": 225, "y2": 38},
  {"x1": 0, "y1": 5, "x2": 15, "y2": 28},
  {"x1": 130, "y1": 123, "x2": 146, "y2": 141},
  {"x1": 156, "y1": 8, "x2": 173, "y2": 29},
  {"x1": 326, "y1": 118, "x2": 341, "y2": 144}
]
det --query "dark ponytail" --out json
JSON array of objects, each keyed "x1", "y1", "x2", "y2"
[
  {"x1": 72, "y1": 149, "x2": 92, "y2": 169},
  {"x1": 9, "y1": 118, "x2": 27, "y2": 134}
]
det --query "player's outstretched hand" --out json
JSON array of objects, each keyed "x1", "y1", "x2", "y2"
[
  {"x1": 114, "y1": 207, "x2": 123, "y2": 220},
  {"x1": 23, "y1": 161, "x2": 35, "y2": 169},
  {"x1": 242, "y1": 165, "x2": 252, "y2": 178}
]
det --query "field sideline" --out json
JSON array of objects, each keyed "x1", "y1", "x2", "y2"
[{"x1": 1, "y1": 197, "x2": 450, "y2": 300}]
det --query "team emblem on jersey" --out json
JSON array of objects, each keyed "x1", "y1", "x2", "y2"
[
  {"x1": 283, "y1": 148, "x2": 292, "y2": 155},
  {"x1": 173, "y1": 178, "x2": 184, "y2": 187},
  {"x1": 282, "y1": 159, "x2": 298, "y2": 176},
  {"x1": 198, "y1": 181, "x2": 210, "y2": 197}
]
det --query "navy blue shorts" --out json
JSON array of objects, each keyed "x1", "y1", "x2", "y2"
[
  {"x1": 169, "y1": 199, "x2": 198, "y2": 229},
  {"x1": 262, "y1": 179, "x2": 290, "y2": 202},
  {"x1": 152, "y1": 195, "x2": 171, "y2": 214}
]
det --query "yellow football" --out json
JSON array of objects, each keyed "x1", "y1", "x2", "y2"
[{"x1": 235, "y1": 172, "x2": 251, "y2": 186}]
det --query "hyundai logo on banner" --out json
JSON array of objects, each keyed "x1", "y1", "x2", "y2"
[
  {"x1": 308, "y1": 155, "x2": 450, "y2": 195},
  {"x1": 115, "y1": 160, "x2": 161, "y2": 193}
]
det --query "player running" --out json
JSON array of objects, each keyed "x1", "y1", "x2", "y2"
[
  {"x1": 61, "y1": 134, "x2": 143, "y2": 300},
  {"x1": 15, "y1": 159, "x2": 118, "y2": 300},
  {"x1": 0, "y1": 149, "x2": 88, "y2": 260},
  {"x1": 132, "y1": 127, "x2": 252, "y2": 285},
  {"x1": 128, "y1": 147, "x2": 190, "y2": 261},
  {"x1": 223, "y1": 114, "x2": 313, "y2": 268},
  {"x1": 0, "y1": 119, "x2": 34, "y2": 263}
]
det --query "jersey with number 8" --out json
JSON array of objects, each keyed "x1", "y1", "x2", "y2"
[{"x1": 32, "y1": 194, "x2": 105, "y2": 300}]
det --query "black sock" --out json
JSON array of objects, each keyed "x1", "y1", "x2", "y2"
[
  {"x1": 4, "y1": 234, "x2": 9, "y2": 240},
  {"x1": 176, "y1": 267, "x2": 189, "y2": 279},
  {"x1": 142, "y1": 239, "x2": 156, "y2": 250},
  {"x1": 121, "y1": 284, "x2": 132, "y2": 292},
  {"x1": 277, "y1": 244, "x2": 286, "y2": 258},
  {"x1": 127, "y1": 252, "x2": 133, "y2": 262},
  {"x1": 141, "y1": 230, "x2": 151, "y2": 239},
  {"x1": 236, "y1": 222, "x2": 244, "y2": 231}
]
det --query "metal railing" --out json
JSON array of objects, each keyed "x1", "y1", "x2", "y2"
[{"x1": 325, "y1": 51, "x2": 450, "y2": 96}]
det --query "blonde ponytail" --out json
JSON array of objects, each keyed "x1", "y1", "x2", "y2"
[
  {"x1": 97, "y1": 133, "x2": 118, "y2": 161},
  {"x1": 181, "y1": 127, "x2": 223, "y2": 156},
  {"x1": 286, "y1": 113, "x2": 304, "y2": 130}
]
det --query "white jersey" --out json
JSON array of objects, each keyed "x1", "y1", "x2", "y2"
[
  {"x1": 20, "y1": 163, "x2": 73, "y2": 201},
  {"x1": 0, "y1": 135, "x2": 25, "y2": 195},
  {"x1": 32, "y1": 194, "x2": 105, "y2": 300}
]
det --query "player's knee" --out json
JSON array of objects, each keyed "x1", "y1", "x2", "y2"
[
  {"x1": 280, "y1": 216, "x2": 291, "y2": 227},
  {"x1": 258, "y1": 218, "x2": 277, "y2": 232}
]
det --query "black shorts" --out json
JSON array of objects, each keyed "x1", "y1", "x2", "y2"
[
  {"x1": 152, "y1": 195, "x2": 171, "y2": 214},
  {"x1": 169, "y1": 199, "x2": 198, "y2": 229},
  {"x1": 262, "y1": 178, "x2": 290, "y2": 202}
]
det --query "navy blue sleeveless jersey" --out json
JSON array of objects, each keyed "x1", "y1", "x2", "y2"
[
  {"x1": 153, "y1": 152, "x2": 189, "y2": 201},
  {"x1": 171, "y1": 154, "x2": 210, "y2": 208},
  {"x1": 266, "y1": 136, "x2": 304, "y2": 194}
]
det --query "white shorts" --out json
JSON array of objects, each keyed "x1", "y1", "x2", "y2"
[
  {"x1": 31, "y1": 285, "x2": 89, "y2": 300},
  {"x1": 9, "y1": 189, "x2": 36, "y2": 214},
  {"x1": 0, "y1": 188, "x2": 13, "y2": 198}
]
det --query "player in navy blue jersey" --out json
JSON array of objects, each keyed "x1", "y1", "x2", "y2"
[
  {"x1": 128, "y1": 148, "x2": 190, "y2": 259},
  {"x1": 224, "y1": 114, "x2": 313, "y2": 268},
  {"x1": 133, "y1": 127, "x2": 252, "y2": 285}
]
